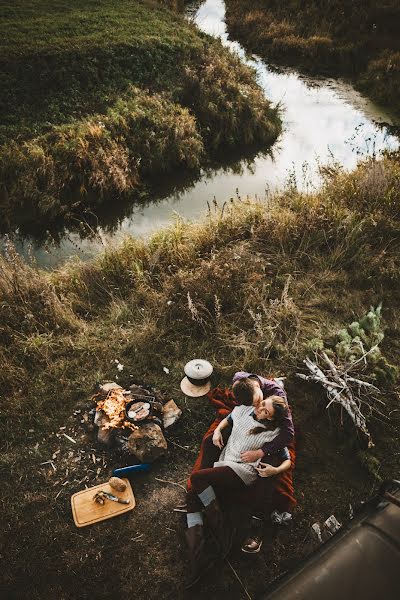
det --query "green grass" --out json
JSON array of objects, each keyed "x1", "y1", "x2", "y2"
[
  {"x1": 0, "y1": 0, "x2": 281, "y2": 228},
  {"x1": 225, "y1": 0, "x2": 400, "y2": 114},
  {"x1": 0, "y1": 0, "x2": 201, "y2": 140}
]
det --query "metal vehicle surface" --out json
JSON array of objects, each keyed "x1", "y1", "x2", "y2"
[{"x1": 260, "y1": 480, "x2": 400, "y2": 600}]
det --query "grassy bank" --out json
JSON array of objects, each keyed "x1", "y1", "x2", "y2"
[
  {"x1": 225, "y1": 0, "x2": 400, "y2": 114},
  {"x1": 0, "y1": 0, "x2": 280, "y2": 231},
  {"x1": 1, "y1": 153, "x2": 400, "y2": 597}
]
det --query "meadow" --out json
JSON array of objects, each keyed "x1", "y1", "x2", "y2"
[{"x1": 1, "y1": 151, "x2": 399, "y2": 598}]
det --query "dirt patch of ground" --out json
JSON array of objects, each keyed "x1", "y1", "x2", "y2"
[{"x1": 2, "y1": 377, "x2": 399, "y2": 599}]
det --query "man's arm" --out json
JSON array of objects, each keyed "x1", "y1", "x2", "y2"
[
  {"x1": 256, "y1": 458, "x2": 291, "y2": 478},
  {"x1": 232, "y1": 371, "x2": 251, "y2": 384},
  {"x1": 241, "y1": 414, "x2": 294, "y2": 463},
  {"x1": 261, "y1": 411, "x2": 294, "y2": 454},
  {"x1": 258, "y1": 376, "x2": 287, "y2": 401}
]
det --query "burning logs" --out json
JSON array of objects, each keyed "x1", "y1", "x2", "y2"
[
  {"x1": 92, "y1": 382, "x2": 180, "y2": 462},
  {"x1": 95, "y1": 388, "x2": 138, "y2": 432}
]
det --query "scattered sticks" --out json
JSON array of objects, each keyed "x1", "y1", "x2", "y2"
[
  {"x1": 40, "y1": 460, "x2": 56, "y2": 471},
  {"x1": 167, "y1": 439, "x2": 194, "y2": 453}
]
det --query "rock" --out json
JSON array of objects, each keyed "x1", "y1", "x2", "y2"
[
  {"x1": 100, "y1": 382, "x2": 123, "y2": 393},
  {"x1": 98, "y1": 426, "x2": 113, "y2": 447},
  {"x1": 94, "y1": 410, "x2": 105, "y2": 426},
  {"x1": 129, "y1": 384, "x2": 151, "y2": 397},
  {"x1": 127, "y1": 423, "x2": 167, "y2": 462},
  {"x1": 162, "y1": 399, "x2": 182, "y2": 429},
  {"x1": 95, "y1": 410, "x2": 113, "y2": 447}
]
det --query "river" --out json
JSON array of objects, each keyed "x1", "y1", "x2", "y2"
[{"x1": 6, "y1": 0, "x2": 399, "y2": 268}]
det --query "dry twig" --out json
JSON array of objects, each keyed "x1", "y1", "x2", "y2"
[
  {"x1": 155, "y1": 477, "x2": 187, "y2": 492},
  {"x1": 297, "y1": 349, "x2": 385, "y2": 448},
  {"x1": 225, "y1": 558, "x2": 252, "y2": 600}
]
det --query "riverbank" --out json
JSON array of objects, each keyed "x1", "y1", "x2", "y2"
[
  {"x1": 1, "y1": 152, "x2": 399, "y2": 597},
  {"x1": 0, "y1": 0, "x2": 280, "y2": 233},
  {"x1": 225, "y1": 0, "x2": 400, "y2": 115}
]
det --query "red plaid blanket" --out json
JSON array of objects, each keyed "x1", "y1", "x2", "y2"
[{"x1": 187, "y1": 387, "x2": 297, "y2": 515}]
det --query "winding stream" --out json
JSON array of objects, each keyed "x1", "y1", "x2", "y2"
[{"x1": 7, "y1": 0, "x2": 400, "y2": 268}]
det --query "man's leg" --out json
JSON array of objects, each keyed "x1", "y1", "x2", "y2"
[
  {"x1": 184, "y1": 484, "x2": 213, "y2": 588},
  {"x1": 189, "y1": 467, "x2": 245, "y2": 557}
]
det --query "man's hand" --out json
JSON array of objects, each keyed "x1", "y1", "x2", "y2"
[
  {"x1": 255, "y1": 462, "x2": 277, "y2": 478},
  {"x1": 240, "y1": 449, "x2": 263, "y2": 463},
  {"x1": 212, "y1": 429, "x2": 224, "y2": 449}
]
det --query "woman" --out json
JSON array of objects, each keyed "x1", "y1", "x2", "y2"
[{"x1": 185, "y1": 395, "x2": 291, "y2": 587}]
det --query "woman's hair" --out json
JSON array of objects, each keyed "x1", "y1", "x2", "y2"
[
  {"x1": 232, "y1": 378, "x2": 257, "y2": 406},
  {"x1": 250, "y1": 396, "x2": 288, "y2": 434}
]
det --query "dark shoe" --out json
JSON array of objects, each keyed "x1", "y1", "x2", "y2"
[
  {"x1": 185, "y1": 525, "x2": 215, "y2": 588},
  {"x1": 241, "y1": 516, "x2": 264, "y2": 554},
  {"x1": 241, "y1": 535, "x2": 263, "y2": 553},
  {"x1": 204, "y1": 500, "x2": 234, "y2": 558}
]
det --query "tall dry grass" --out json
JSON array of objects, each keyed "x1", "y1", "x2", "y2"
[
  {"x1": 0, "y1": 88, "x2": 204, "y2": 221},
  {"x1": 1, "y1": 153, "x2": 399, "y2": 410}
]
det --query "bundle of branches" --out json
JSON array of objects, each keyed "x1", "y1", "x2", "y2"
[{"x1": 297, "y1": 304, "x2": 398, "y2": 448}]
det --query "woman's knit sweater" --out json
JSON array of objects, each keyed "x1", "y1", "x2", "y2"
[{"x1": 213, "y1": 405, "x2": 280, "y2": 485}]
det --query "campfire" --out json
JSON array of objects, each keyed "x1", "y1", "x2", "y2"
[{"x1": 92, "y1": 382, "x2": 181, "y2": 463}]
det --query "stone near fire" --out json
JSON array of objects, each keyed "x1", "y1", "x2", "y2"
[
  {"x1": 127, "y1": 423, "x2": 167, "y2": 462},
  {"x1": 98, "y1": 426, "x2": 113, "y2": 446},
  {"x1": 100, "y1": 382, "x2": 123, "y2": 394},
  {"x1": 162, "y1": 400, "x2": 182, "y2": 429},
  {"x1": 95, "y1": 411, "x2": 113, "y2": 446}
]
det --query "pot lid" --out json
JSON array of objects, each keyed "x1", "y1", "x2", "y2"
[{"x1": 184, "y1": 359, "x2": 213, "y2": 380}]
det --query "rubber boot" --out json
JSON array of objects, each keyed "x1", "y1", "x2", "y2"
[
  {"x1": 204, "y1": 499, "x2": 234, "y2": 558},
  {"x1": 241, "y1": 515, "x2": 264, "y2": 553},
  {"x1": 185, "y1": 525, "x2": 215, "y2": 588}
]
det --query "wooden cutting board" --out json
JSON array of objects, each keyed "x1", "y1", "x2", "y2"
[{"x1": 71, "y1": 479, "x2": 135, "y2": 527}]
